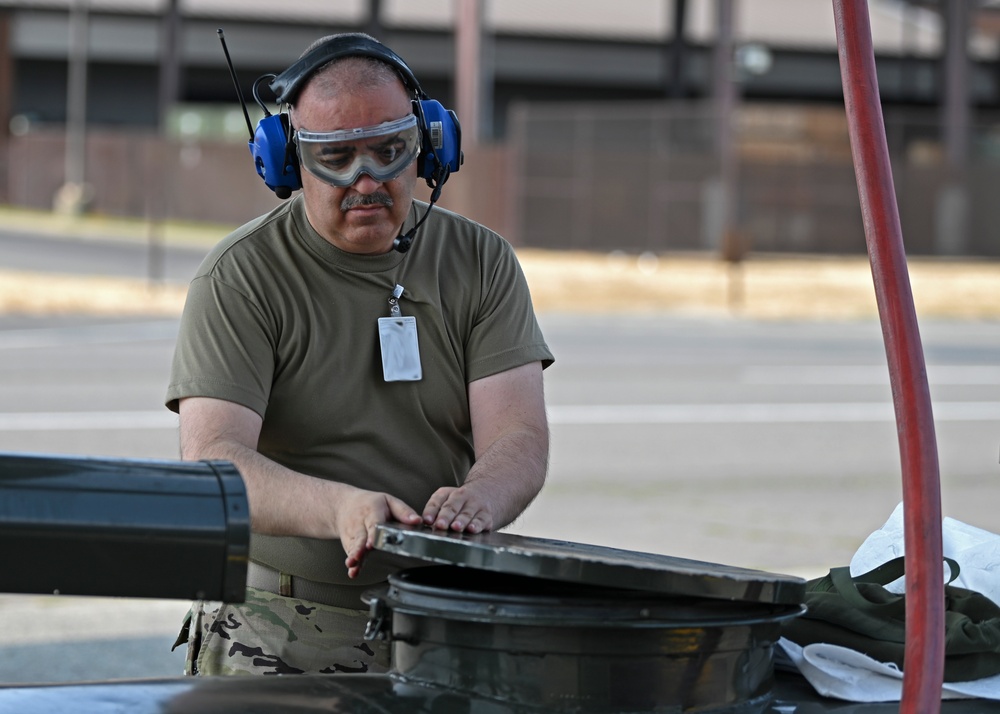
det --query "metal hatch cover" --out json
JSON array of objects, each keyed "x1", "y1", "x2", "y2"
[{"x1": 373, "y1": 524, "x2": 805, "y2": 606}]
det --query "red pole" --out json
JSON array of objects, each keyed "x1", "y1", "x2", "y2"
[{"x1": 832, "y1": 2, "x2": 944, "y2": 711}]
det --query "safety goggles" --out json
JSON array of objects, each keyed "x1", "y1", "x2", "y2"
[{"x1": 295, "y1": 114, "x2": 420, "y2": 187}]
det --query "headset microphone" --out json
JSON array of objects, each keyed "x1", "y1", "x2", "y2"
[
  {"x1": 393, "y1": 231, "x2": 414, "y2": 254},
  {"x1": 393, "y1": 177, "x2": 446, "y2": 253}
]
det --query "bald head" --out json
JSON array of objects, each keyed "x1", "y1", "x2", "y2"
[{"x1": 294, "y1": 55, "x2": 407, "y2": 107}]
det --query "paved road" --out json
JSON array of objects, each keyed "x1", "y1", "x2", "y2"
[
  {"x1": 0, "y1": 232, "x2": 998, "y2": 683},
  {"x1": 0, "y1": 229, "x2": 209, "y2": 284}
]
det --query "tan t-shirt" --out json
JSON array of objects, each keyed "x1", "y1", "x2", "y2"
[{"x1": 166, "y1": 196, "x2": 553, "y2": 585}]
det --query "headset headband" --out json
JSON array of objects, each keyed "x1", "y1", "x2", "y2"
[{"x1": 268, "y1": 36, "x2": 426, "y2": 106}]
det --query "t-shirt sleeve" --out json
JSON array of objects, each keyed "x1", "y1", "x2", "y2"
[
  {"x1": 165, "y1": 274, "x2": 275, "y2": 415},
  {"x1": 464, "y1": 240, "x2": 554, "y2": 382}
]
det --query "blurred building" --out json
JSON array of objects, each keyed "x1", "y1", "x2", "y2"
[{"x1": 0, "y1": 0, "x2": 998, "y2": 256}]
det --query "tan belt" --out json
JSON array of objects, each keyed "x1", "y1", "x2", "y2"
[{"x1": 245, "y1": 561, "x2": 374, "y2": 610}]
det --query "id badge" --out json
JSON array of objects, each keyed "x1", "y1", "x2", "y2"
[{"x1": 378, "y1": 316, "x2": 422, "y2": 382}]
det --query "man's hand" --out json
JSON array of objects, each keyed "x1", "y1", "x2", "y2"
[
  {"x1": 422, "y1": 484, "x2": 493, "y2": 534},
  {"x1": 178, "y1": 397, "x2": 422, "y2": 578},
  {"x1": 338, "y1": 489, "x2": 422, "y2": 578}
]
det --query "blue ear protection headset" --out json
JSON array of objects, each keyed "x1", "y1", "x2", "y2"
[{"x1": 249, "y1": 35, "x2": 463, "y2": 202}]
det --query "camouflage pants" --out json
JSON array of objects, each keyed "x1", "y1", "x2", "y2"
[{"x1": 174, "y1": 587, "x2": 391, "y2": 676}]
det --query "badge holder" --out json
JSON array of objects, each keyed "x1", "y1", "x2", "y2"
[{"x1": 378, "y1": 284, "x2": 422, "y2": 382}]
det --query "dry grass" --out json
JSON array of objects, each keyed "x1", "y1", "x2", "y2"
[
  {"x1": 520, "y1": 250, "x2": 1000, "y2": 320},
  {"x1": 0, "y1": 270, "x2": 188, "y2": 316},
  {"x1": 2, "y1": 250, "x2": 998, "y2": 320}
]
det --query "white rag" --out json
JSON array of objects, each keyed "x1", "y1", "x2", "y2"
[
  {"x1": 777, "y1": 638, "x2": 1000, "y2": 702},
  {"x1": 851, "y1": 501, "x2": 1000, "y2": 606},
  {"x1": 778, "y1": 502, "x2": 1000, "y2": 702}
]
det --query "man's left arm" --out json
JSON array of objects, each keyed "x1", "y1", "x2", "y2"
[{"x1": 422, "y1": 361, "x2": 548, "y2": 533}]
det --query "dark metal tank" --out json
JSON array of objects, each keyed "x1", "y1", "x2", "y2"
[{"x1": 363, "y1": 524, "x2": 805, "y2": 712}]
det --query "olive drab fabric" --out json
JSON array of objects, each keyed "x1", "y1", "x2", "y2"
[{"x1": 781, "y1": 557, "x2": 1000, "y2": 682}]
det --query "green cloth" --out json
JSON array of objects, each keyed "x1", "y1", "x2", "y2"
[{"x1": 781, "y1": 557, "x2": 1000, "y2": 682}]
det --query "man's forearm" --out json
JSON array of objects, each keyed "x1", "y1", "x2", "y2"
[
  {"x1": 182, "y1": 435, "x2": 348, "y2": 539},
  {"x1": 462, "y1": 423, "x2": 548, "y2": 529}
]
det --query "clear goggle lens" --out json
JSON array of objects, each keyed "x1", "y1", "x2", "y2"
[{"x1": 295, "y1": 115, "x2": 420, "y2": 188}]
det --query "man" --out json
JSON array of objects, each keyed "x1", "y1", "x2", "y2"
[{"x1": 166, "y1": 33, "x2": 553, "y2": 676}]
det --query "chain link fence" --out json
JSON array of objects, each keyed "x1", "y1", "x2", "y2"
[{"x1": 507, "y1": 101, "x2": 1000, "y2": 257}]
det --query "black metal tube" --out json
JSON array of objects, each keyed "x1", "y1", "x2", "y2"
[{"x1": 0, "y1": 453, "x2": 249, "y2": 602}]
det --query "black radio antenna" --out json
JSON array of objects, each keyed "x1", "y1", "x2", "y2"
[{"x1": 217, "y1": 29, "x2": 255, "y2": 140}]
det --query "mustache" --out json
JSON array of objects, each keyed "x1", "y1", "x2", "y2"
[{"x1": 340, "y1": 192, "x2": 394, "y2": 211}]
